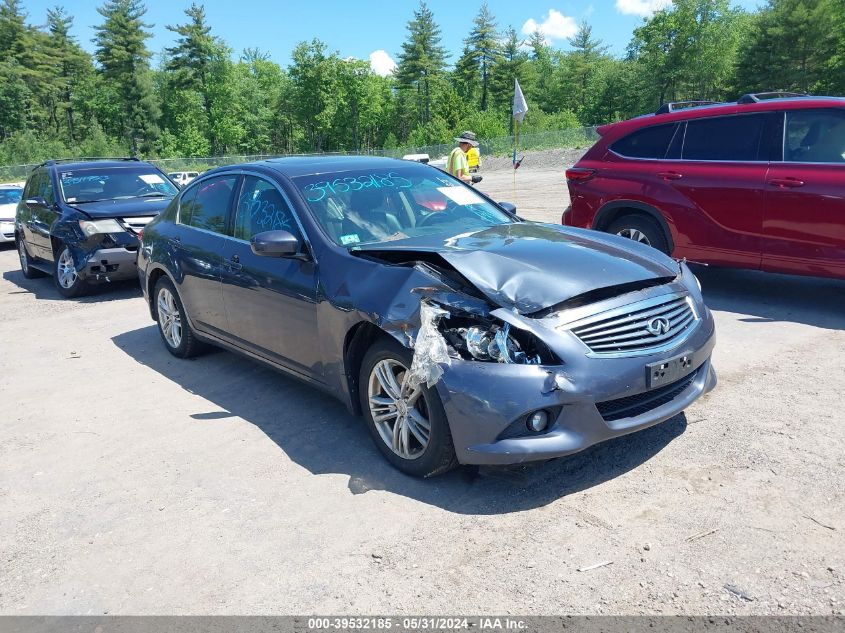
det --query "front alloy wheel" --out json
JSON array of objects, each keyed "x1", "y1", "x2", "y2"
[
  {"x1": 53, "y1": 244, "x2": 87, "y2": 297},
  {"x1": 359, "y1": 337, "x2": 458, "y2": 477},
  {"x1": 368, "y1": 359, "x2": 431, "y2": 460}
]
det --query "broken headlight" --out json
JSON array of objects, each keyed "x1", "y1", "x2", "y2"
[{"x1": 443, "y1": 318, "x2": 558, "y2": 365}]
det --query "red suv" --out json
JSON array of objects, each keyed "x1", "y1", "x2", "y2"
[{"x1": 563, "y1": 93, "x2": 845, "y2": 280}]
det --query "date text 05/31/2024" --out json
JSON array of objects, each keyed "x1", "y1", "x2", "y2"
[{"x1": 305, "y1": 617, "x2": 528, "y2": 630}]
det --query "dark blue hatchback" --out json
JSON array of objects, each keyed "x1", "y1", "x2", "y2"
[{"x1": 139, "y1": 156, "x2": 716, "y2": 477}]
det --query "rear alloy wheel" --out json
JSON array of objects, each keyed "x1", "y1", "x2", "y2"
[
  {"x1": 53, "y1": 243, "x2": 88, "y2": 297},
  {"x1": 607, "y1": 214, "x2": 670, "y2": 255},
  {"x1": 154, "y1": 277, "x2": 203, "y2": 358},
  {"x1": 17, "y1": 238, "x2": 46, "y2": 279},
  {"x1": 359, "y1": 337, "x2": 458, "y2": 477}
]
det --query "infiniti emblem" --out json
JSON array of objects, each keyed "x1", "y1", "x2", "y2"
[{"x1": 646, "y1": 317, "x2": 671, "y2": 336}]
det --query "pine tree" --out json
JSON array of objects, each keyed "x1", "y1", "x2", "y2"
[
  {"x1": 94, "y1": 0, "x2": 159, "y2": 153},
  {"x1": 0, "y1": 0, "x2": 26, "y2": 62},
  {"x1": 489, "y1": 26, "x2": 530, "y2": 132},
  {"x1": 46, "y1": 7, "x2": 91, "y2": 141},
  {"x1": 395, "y1": 1, "x2": 446, "y2": 127},
  {"x1": 460, "y1": 2, "x2": 500, "y2": 111},
  {"x1": 735, "y1": 0, "x2": 845, "y2": 95}
]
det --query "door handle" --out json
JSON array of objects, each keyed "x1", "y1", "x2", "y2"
[
  {"x1": 769, "y1": 178, "x2": 804, "y2": 188},
  {"x1": 657, "y1": 171, "x2": 683, "y2": 181}
]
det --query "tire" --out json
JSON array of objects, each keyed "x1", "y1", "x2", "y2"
[
  {"x1": 607, "y1": 214, "x2": 670, "y2": 255},
  {"x1": 359, "y1": 336, "x2": 458, "y2": 478},
  {"x1": 53, "y1": 242, "x2": 89, "y2": 297},
  {"x1": 153, "y1": 276, "x2": 203, "y2": 358},
  {"x1": 17, "y1": 237, "x2": 46, "y2": 279}
]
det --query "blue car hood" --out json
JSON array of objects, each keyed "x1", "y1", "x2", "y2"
[
  {"x1": 353, "y1": 222, "x2": 679, "y2": 314},
  {"x1": 69, "y1": 196, "x2": 172, "y2": 218}
]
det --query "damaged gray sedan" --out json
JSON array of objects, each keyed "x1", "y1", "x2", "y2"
[{"x1": 138, "y1": 157, "x2": 716, "y2": 477}]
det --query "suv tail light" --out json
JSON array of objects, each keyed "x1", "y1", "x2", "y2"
[{"x1": 566, "y1": 168, "x2": 596, "y2": 183}]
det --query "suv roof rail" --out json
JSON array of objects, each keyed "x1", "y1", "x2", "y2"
[
  {"x1": 35, "y1": 156, "x2": 142, "y2": 169},
  {"x1": 655, "y1": 100, "x2": 719, "y2": 114},
  {"x1": 737, "y1": 91, "x2": 809, "y2": 104}
]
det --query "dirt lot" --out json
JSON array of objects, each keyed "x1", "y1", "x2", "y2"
[{"x1": 1, "y1": 163, "x2": 844, "y2": 615}]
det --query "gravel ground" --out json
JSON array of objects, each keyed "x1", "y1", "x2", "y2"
[{"x1": 1, "y1": 159, "x2": 844, "y2": 615}]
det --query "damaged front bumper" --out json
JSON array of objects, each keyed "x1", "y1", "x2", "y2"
[
  {"x1": 65, "y1": 231, "x2": 141, "y2": 283},
  {"x1": 433, "y1": 320, "x2": 716, "y2": 465}
]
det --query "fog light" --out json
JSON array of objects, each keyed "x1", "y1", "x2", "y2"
[{"x1": 526, "y1": 410, "x2": 549, "y2": 433}]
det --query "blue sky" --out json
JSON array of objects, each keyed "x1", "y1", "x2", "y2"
[{"x1": 21, "y1": 0, "x2": 762, "y2": 74}]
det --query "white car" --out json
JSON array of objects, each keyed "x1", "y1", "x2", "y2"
[
  {"x1": 167, "y1": 171, "x2": 199, "y2": 187},
  {"x1": 0, "y1": 184, "x2": 22, "y2": 243}
]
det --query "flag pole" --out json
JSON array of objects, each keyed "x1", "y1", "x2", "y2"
[
  {"x1": 513, "y1": 118, "x2": 519, "y2": 202},
  {"x1": 512, "y1": 77, "x2": 528, "y2": 206}
]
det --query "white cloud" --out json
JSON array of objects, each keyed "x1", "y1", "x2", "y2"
[
  {"x1": 615, "y1": 0, "x2": 672, "y2": 17},
  {"x1": 521, "y1": 9, "x2": 578, "y2": 43},
  {"x1": 369, "y1": 50, "x2": 396, "y2": 77}
]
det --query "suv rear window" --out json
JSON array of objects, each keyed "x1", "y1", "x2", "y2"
[
  {"x1": 682, "y1": 114, "x2": 766, "y2": 161},
  {"x1": 611, "y1": 123, "x2": 677, "y2": 159}
]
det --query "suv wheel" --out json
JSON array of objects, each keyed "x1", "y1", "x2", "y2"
[
  {"x1": 54, "y1": 243, "x2": 88, "y2": 297},
  {"x1": 607, "y1": 214, "x2": 670, "y2": 255},
  {"x1": 154, "y1": 277, "x2": 203, "y2": 358},
  {"x1": 359, "y1": 336, "x2": 458, "y2": 477},
  {"x1": 17, "y1": 237, "x2": 46, "y2": 279}
]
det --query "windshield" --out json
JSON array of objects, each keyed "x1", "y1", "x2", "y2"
[
  {"x1": 59, "y1": 167, "x2": 178, "y2": 203},
  {"x1": 0, "y1": 188, "x2": 22, "y2": 205},
  {"x1": 292, "y1": 165, "x2": 513, "y2": 247}
]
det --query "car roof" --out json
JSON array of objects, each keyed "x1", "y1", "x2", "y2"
[
  {"x1": 600, "y1": 96, "x2": 845, "y2": 136},
  {"x1": 205, "y1": 155, "x2": 412, "y2": 179},
  {"x1": 38, "y1": 159, "x2": 159, "y2": 172}
]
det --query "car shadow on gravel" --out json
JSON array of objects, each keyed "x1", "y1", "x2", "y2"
[
  {"x1": 693, "y1": 265, "x2": 845, "y2": 330},
  {"x1": 2, "y1": 268, "x2": 141, "y2": 303},
  {"x1": 112, "y1": 325, "x2": 687, "y2": 515}
]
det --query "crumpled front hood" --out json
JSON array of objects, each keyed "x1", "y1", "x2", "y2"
[
  {"x1": 70, "y1": 196, "x2": 172, "y2": 218},
  {"x1": 355, "y1": 223, "x2": 679, "y2": 314}
]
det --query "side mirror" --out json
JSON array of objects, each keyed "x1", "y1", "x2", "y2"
[
  {"x1": 251, "y1": 230, "x2": 301, "y2": 257},
  {"x1": 26, "y1": 196, "x2": 48, "y2": 208},
  {"x1": 498, "y1": 201, "x2": 517, "y2": 215}
]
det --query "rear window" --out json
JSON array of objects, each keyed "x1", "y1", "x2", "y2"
[
  {"x1": 611, "y1": 123, "x2": 677, "y2": 159},
  {"x1": 682, "y1": 115, "x2": 766, "y2": 161}
]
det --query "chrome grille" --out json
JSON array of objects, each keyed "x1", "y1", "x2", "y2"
[
  {"x1": 121, "y1": 216, "x2": 155, "y2": 234},
  {"x1": 566, "y1": 293, "x2": 698, "y2": 356}
]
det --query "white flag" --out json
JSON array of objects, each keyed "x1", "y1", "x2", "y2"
[{"x1": 512, "y1": 78, "x2": 528, "y2": 123}]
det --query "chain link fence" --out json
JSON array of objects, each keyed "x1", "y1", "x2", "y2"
[{"x1": 1, "y1": 127, "x2": 598, "y2": 183}]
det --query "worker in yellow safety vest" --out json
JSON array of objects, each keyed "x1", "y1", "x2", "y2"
[
  {"x1": 467, "y1": 144, "x2": 481, "y2": 172},
  {"x1": 446, "y1": 131, "x2": 478, "y2": 184}
]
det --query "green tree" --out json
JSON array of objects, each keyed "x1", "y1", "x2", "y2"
[
  {"x1": 455, "y1": 2, "x2": 500, "y2": 111},
  {"x1": 489, "y1": 26, "x2": 532, "y2": 133},
  {"x1": 735, "y1": 0, "x2": 845, "y2": 95},
  {"x1": 288, "y1": 39, "x2": 341, "y2": 151},
  {"x1": 93, "y1": 0, "x2": 160, "y2": 153},
  {"x1": 395, "y1": 1, "x2": 446, "y2": 128},
  {"x1": 629, "y1": 0, "x2": 743, "y2": 107},
  {"x1": 46, "y1": 7, "x2": 92, "y2": 141}
]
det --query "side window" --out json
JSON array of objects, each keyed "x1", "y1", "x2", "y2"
[
  {"x1": 39, "y1": 172, "x2": 55, "y2": 204},
  {"x1": 23, "y1": 173, "x2": 41, "y2": 199},
  {"x1": 24, "y1": 171, "x2": 53, "y2": 203},
  {"x1": 682, "y1": 115, "x2": 766, "y2": 161},
  {"x1": 784, "y1": 109, "x2": 845, "y2": 164},
  {"x1": 234, "y1": 176, "x2": 301, "y2": 241},
  {"x1": 611, "y1": 123, "x2": 677, "y2": 159},
  {"x1": 178, "y1": 175, "x2": 236, "y2": 234}
]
